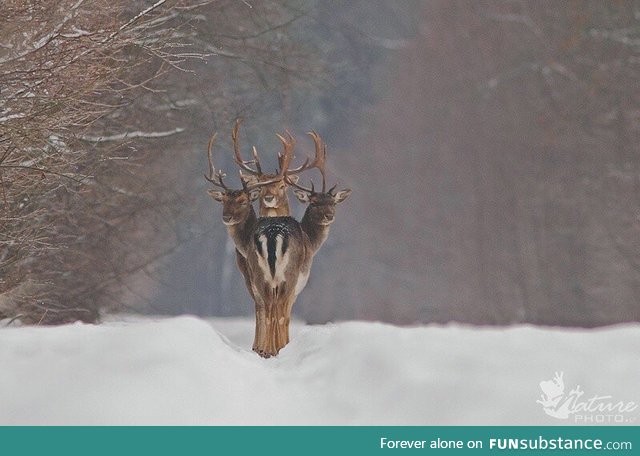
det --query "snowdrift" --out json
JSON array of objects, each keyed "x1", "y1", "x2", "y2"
[{"x1": 0, "y1": 316, "x2": 638, "y2": 425}]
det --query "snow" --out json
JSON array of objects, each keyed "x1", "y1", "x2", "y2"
[
  {"x1": 78, "y1": 128, "x2": 185, "y2": 142},
  {"x1": 0, "y1": 315, "x2": 638, "y2": 425}
]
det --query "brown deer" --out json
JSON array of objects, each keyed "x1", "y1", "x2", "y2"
[
  {"x1": 206, "y1": 128, "x2": 303, "y2": 356},
  {"x1": 231, "y1": 119, "x2": 310, "y2": 217},
  {"x1": 289, "y1": 131, "x2": 352, "y2": 253},
  {"x1": 205, "y1": 131, "x2": 289, "y2": 351},
  {"x1": 206, "y1": 128, "x2": 350, "y2": 358},
  {"x1": 226, "y1": 119, "x2": 319, "y2": 326},
  {"x1": 286, "y1": 132, "x2": 351, "y2": 302},
  {"x1": 244, "y1": 131, "x2": 351, "y2": 357}
]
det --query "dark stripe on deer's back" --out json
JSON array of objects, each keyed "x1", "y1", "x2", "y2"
[{"x1": 267, "y1": 233, "x2": 278, "y2": 277}]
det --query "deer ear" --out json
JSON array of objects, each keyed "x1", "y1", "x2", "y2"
[
  {"x1": 249, "y1": 189, "x2": 261, "y2": 201},
  {"x1": 240, "y1": 173, "x2": 259, "y2": 186},
  {"x1": 293, "y1": 189, "x2": 310, "y2": 203},
  {"x1": 333, "y1": 189, "x2": 352, "y2": 204},
  {"x1": 286, "y1": 175, "x2": 299, "y2": 184},
  {"x1": 208, "y1": 189, "x2": 225, "y2": 202}
]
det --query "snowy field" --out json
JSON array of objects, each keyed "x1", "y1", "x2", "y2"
[{"x1": 0, "y1": 315, "x2": 638, "y2": 425}]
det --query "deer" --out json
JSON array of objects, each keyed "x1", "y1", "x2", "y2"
[
  {"x1": 243, "y1": 131, "x2": 351, "y2": 357},
  {"x1": 285, "y1": 131, "x2": 351, "y2": 300},
  {"x1": 205, "y1": 127, "x2": 304, "y2": 356},
  {"x1": 228, "y1": 119, "x2": 314, "y2": 310},
  {"x1": 206, "y1": 127, "x2": 350, "y2": 358},
  {"x1": 231, "y1": 118, "x2": 310, "y2": 217},
  {"x1": 205, "y1": 131, "x2": 289, "y2": 352}
]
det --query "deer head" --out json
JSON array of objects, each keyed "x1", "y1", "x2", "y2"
[
  {"x1": 292, "y1": 186, "x2": 352, "y2": 225},
  {"x1": 205, "y1": 132, "x2": 283, "y2": 226},
  {"x1": 288, "y1": 131, "x2": 351, "y2": 225},
  {"x1": 231, "y1": 119, "x2": 321, "y2": 217}
]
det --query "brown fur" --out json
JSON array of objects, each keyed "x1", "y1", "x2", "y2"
[
  {"x1": 240, "y1": 173, "x2": 299, "y2": 217},
  {"x1": 244, "y1": 187, "x2": 352, "y2": 357}
]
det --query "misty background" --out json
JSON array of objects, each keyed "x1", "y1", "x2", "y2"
[{"x1": 2, "y1": 1, "x2": 639, "y2": 327}]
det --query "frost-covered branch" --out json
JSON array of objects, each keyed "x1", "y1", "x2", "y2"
[{"x1": 79, "y1": 128, "x2": 185, "y2": 142}]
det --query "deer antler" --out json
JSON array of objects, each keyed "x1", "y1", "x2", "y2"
[
  {"x1": 275, "y1": 131, "x2": 295, "y2": 172},
  {"x1": 232, "y1": 118, "x2": 264, "y2": 176},
  {"x1": 280, "y1": 130, "x2": 326, "y2": 181},
  {"x1": 205, "y1": 127, "x2": 291, "y2": 192},
  {"x1": 285, "y1": 131, "x2": 333, "y2": 193},
  {"x1": 231, "y1": 121, "x2": 333, "y2": 192},
  {"x1": 238, "y1": 129, "x2": 295, "y2": 191},
  {"x1": 307, "y1": 131, "x2": 328, "y2": 192},
  {"x1": 203, "y1": 132, "x2": 229, "y2": 190}
]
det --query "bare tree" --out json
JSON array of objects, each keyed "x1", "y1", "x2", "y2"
[{"x1": 0, "y1": 0, "x2": 319, "y2": 323}]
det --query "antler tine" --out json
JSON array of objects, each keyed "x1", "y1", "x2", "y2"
[
  {"x1": 321, "y1": 143, "x2": 328, "y2": 192},
  {"x1": 206, "y1": 132, "x2": 216, "y2": 179},
  {"x1": 286, "y1": 131, "x2": 327, "y2": 183},
  {"x1": 251, "y1": 146, "x2": 262, "y2": 174},
  {"x1": 282, "y1": 131, "x2": 335, "y2": 194},
  {"x1": 286, "y1": 176, "x2": 315, "y2": 194},
  {"x1": 232, "y1": 118, "x2": 262, "y2": 176},
  {"x1": 278, "y1": 130, "x2": 309, "y2": 175},
  {"x1": 307, "y1": 131, "x2": 328, "y2": 192},
  {"x1": 275, "y1": 131, "x2": 295, "y2": 174},
  {"x1": 242, "y1": 131, "x2": 294, "y2": 191},
  {"x1": 204, "y1": 132, "x2": 229, "y2": 190}
]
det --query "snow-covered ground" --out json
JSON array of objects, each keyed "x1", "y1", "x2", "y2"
[{"x1": 0, "y1": 315, "x2": 638, "y2": 425}]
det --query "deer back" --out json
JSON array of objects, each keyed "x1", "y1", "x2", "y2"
[{"x1": 245, "y1": 216, "x2": 311, "y2": 299}]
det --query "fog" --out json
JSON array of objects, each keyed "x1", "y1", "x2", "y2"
[
  {"x1": 146, "y1": 1, "x2": 640, "y2": 327},
  {"x1": 3, "y1": 1, "x2": 636, "y2": 327}
]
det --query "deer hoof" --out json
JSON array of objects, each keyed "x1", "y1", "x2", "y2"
[{"x1": 253, "y1": 348, "x2": 273, "y2": 359}]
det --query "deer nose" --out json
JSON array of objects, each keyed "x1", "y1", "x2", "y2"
[
  {"x1": 222, "y1": 215, "x2": 232, "y2": 223},
  {"x1": 263, "y1": 195, "x2": 274, "y2": 202},
  {"x1": 324, "y1": 214, "x2": 335, "y2": 223}
]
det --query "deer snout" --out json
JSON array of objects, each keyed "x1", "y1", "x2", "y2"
[
  {"x1": 222, "y1": 215, "x2": 233, "y2": 224},
  {"x1": 322, "y1": 214, "x2": 335, "y2": 224},
  {"x1": 262, "y1": 194, "x2": 278, "y2": 207}
]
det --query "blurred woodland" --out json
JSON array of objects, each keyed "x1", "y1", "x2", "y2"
[{"x1": 2, "y1": 1, "x2": 640, "y2": 327}]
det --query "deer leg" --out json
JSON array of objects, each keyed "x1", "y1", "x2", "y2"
[
  {"x1": 253, "y1": 302, "x2": 266, "y2": 354},
  {"x1": 256, "y1": 289, "x2": 277, "y2": 358},
  {"x1": 236, "y1": 251, "x2": 256, "y2": 302},
  {"x1": 255, "y1": 287, "x2": 296, "y2": 357},
  {"x1": 284, "y1": 294, "x2": 295, "y2": 345},
  {"x1": 284, "y1": 290, "x2": 299, "y2": 346},
  {"x1": 272, "y1": 289, "x2": 297, "y2": 353},
  {"x1": 251, "y1": 285, "x2": 272, "y2": 358}
]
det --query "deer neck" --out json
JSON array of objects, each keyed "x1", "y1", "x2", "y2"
[
  {"x1": 227, "y1": 207, "x2": 258, "y2": 258},
  {"x1": 260, "y1": 197, "x2": 290, "y2": 217},
  {"x1": 300, "y1": 207, "x2": 330, "y2": 254}
]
